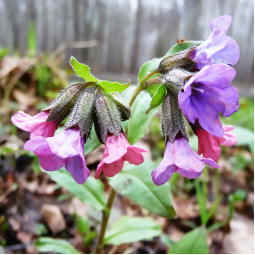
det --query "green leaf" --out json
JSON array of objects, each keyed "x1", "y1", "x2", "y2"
[
  {"x1": 109, "y1": 160, "x2": 176, "y2": 218},
  {"x1": 231, "y1": 125, "x2": 254, "y2": 150},
  {"x1": 104, "y1": 216, "x2": 161, "y2": 245},
  {"x1": 35, "y1": 237, "x2": 82, "y2": 254},
  {"x1": 138, "y1": 58, "x2": 162, "y2": 83},
  {"x1": 47, "y1": 169, "x2": 106, "y2": 211},
  {"x1": 146, "y1": 84, "x2": 167, "y2": 114},
  {"x1": 166, "y1": 41, "x2": 203, "y2": 55},
  {"x1": 127, "y1": 90, "x2": 158, "y2": 144},
  {"x1": 84, "y1": 127, "x2": 101, "y2": 155},
  {"x1": 97, "y1": 80, "x2": 130, "y2": 94},
  {"x1": 138, "y1": 40, "x2": 202, "y2": 84},
  {"x1": 169, "y1": 227, "x2": 208, "y2": 254},
  {"x1": 70, "y1": 56, "x2": 98, "y2": 82}
]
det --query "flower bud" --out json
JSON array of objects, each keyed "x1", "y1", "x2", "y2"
[
  {"x1": 110, "y1": 93, "x2": 131, "y2": 121},
  {"x1": 65, "y1": 86, "x2": 96, "y2": 141},
  {"x1": 44, "y1": 83, "x2": 85, "y2": 124},
  {"x1": 94, "y1": 89, "x2": 122, "y2": 143},
  {"x1": 158, "y1": 47, "x2": 196, "y2": 73},
  {"x1": 161, "y1": 90, "x2": 188, "y2": 143}
]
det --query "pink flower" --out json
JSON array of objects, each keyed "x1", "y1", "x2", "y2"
[
  {"x1": 197, "y1": 125, "x2": 237, "y2": 161},
  {"x1": 24, "y1": 128, "x2": 90, "y2": 184},
  {"x1": 11, "y1": 111, "x2": 57, "y2": 138},
  {"x1": 95, "y1": 133, "x2": 147, "y2": 179},
  {"x1": 152, "y1": 136, "x2": 219, "y2": 185}
]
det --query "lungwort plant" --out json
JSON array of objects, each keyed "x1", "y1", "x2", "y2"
[{"x1": 12, "y1": 15, "x2": 240, "y2": 254}]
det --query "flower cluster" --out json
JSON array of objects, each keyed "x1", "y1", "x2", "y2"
[
  {"x1": 151, "y1": 15, "x2": 239, "y2": 185},
  {"x1": 12, "y1": 15, "x2": 240, "y2": 187},
  {"x1": 12, "y1": 83, "x2": 146, "y2": 184}
]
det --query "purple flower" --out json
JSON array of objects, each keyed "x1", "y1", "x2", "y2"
[
  {"x1": 11, "y1": 111, "x2": 57, "y2": 138},
  {"x1": 95, "y1": 133, "x2": 146, "y2": 179},
  {"x1": 24, "y1": 128, "x2": 90, "y2": 184},
  {"x1": 190, "y1": 15, "x2": 240, "y2": 69},
  {"x1": 178, "y1": 64, "x2": 239, "y2": 137},
  {"x1": 151, "y1": 137, "x2": 219, "y2": 185}
]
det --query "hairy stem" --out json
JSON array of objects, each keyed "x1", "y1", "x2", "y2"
[
  {"x1": 95, "y1": 188, "x2": 116, "y2": 253},
  {"x1": 129, "y1": 69, "x2": 159, "y2": 107}
]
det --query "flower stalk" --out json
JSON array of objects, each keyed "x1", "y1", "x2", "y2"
[{"x1": 95, "y1": 188, "x2": 116, "y2": 254}]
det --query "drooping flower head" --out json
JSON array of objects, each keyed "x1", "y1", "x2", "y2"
[
  {"x1": 95, "y1": 133, "x2": 147, "y2": 179},
  {"x1": 24, "y1": 128, "x2": 90, "y2": 184},
  {"x1": 197, "y1": 126, "x2": 237, "y2": 161},
  {"x1": 152, "y1": 136, "x2": 219, "y2": 185},
  {"x1": 190, "y1": 15, "x2": 240, "y2": 69},
  {"x1": 178, "y1": 64, "x2": 239, "y2": 137},
  {"x1": 11, "y1": 111, "x2": 57, "y2": 138}
]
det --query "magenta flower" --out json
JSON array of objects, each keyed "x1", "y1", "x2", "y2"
[
  {"x1": 178, "y1": 64, "x2": 239, "y2": 137},
  {"x1": 11, "y1": 111, "x2": 57, "y2": 138},
  {"x1": 197, "y1": 126, "x2": 237, "y2": 161},
  {"x1": 151, "y1": 137, "x2": 219, "y2": 185},
  {"x1": 95, "y1": 133, "x2": 146, "y2": 179},
  {"x1": 24, "y1": 128, "x2": 90, "y2": 184},
  {"x1": 190, "y1": 15, "x2": 240, "y2": 69}
]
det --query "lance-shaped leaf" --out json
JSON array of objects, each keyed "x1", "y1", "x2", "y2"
[
  {"x1": 146, "y1": 84, "x2": 167, "y2": 114},
  {"x1": 97, "y1": 80, "x2": 130, "y2": 94},
  {"x1": 47, "y1": 168, "x2": 106, "y2": 211},
  {"x1": 109, "y1": 160, "x2": 176, "y2": 218},
  {"x1": 110, "y1": 93, "x2": 131, "y2": 121},
  {"x1": 35, "y1": 237, "x2": 82, "y2": 254},
  {"x1": 70, "y1": 56, "x2": 98, "y2": 82},
  {"x1": 161, "y1": 90, "x2": 188, "y2": 142},
  {"x1": 45, "y1": 84, "x2": 85, "y2": 124},
  {"x1": 94, "y1": 89, "x2": 122, "y2": 143},
  {"x1": 104, "y1": 216, "x2": 162, "y2": 245},
  {"x1": 65, "y1": 86, "x2": 95, "y2": 140}
]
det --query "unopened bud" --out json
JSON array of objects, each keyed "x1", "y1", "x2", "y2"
[
  {"x1": 65, "y1": 86, "x2": 96, "y2": 141},
  {"x1": 158, "y1": 47, "x2": 196, "y2": 73},
  {"x1": 161, "y1": 90, "x2": 188, "y2": 142},
  {"x1": 45, "y1": 83, "x2": 85, "y2": 124},
  {"x1": 94, "y1": 89, "x2": 122, "y2": 143},
  {"x1": 110, "y1": 93, "x2": 131, "y2": 121}
]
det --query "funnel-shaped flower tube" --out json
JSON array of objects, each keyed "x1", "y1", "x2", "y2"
[
  {"x1": 190, "y1": 15, "x2": 240, "y2": 69},
  {"x1": 11, "y1": 111, "x2": 57, "y2": 138},
  {"x1": 178, "y1": 64, "x2": 239, "y2": 137},
  {"x1": 95, "y1": 133, "x2": 146, "y2": 179},
  {"x1": 24, "y1": 128, "x2": 90, "y2": 184},
  {"x1": 197, "y1": 126, "x2": 237, "y2": 161},
  {"x1": 152, "y1": 136, "x2": 219, "y2": 185}
]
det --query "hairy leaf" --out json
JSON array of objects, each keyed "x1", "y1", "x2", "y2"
[
  {"x1": 98, "y1": 80, "x2": 130, "y2": 94},
  {"x1": 70, "y1": 56, "x2": 98, "y2": 82}
]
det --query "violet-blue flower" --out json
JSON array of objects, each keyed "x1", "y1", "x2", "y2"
[
  {"x1": 190, "y1": 15, "x2": 240, "y2": 69},
  {"x1": 151, "y1": 136, "x2": 219, "y2": 186},
  {"x1": 24, "y1": 128, "x2": 90, "y2": 184},
  {"x1": 178, "y1": 64, "x2": 239, "y2": 137}
]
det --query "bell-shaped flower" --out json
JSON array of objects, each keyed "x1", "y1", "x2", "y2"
[
  {"x1": 151, "y1": 136, "x2": 219, "y2": 185},
  {"x1": 11, "y1": 111, "x2": 57, "y2": 138},
  {"x1": 24, "y1": 128, "x2": 90, "y2": 184},
  {"x1": 190, "y1": 15, "x2": 240, "y2": 69},
  {"x1": 178, "y1": 64, "x2": 239, "y2": 137},
  {"x1": 197, "y1": 126, "x2": 237, "y2": 161},
  {"x1": 95, "y1": 133, "x2": 146, "y2": 179}
]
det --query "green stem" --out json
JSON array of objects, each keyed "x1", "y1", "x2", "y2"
[
  {"x1": 129, "y1": 69, "x2": 159, "y2": 107},
  {"x1": 95, "y1": 188, "x2": 116, "y2": 254}
]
